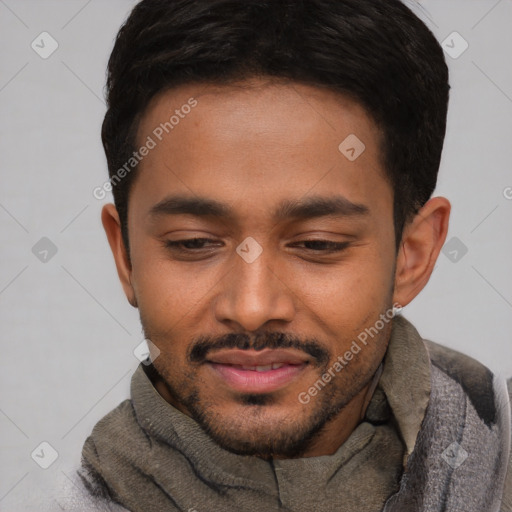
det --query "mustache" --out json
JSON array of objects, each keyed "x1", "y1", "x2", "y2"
[{"x1": 188, "y1": 331, "x2": 330, "y2": 366}]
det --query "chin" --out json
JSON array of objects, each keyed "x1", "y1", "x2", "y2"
[{"x1": 185, "y1": 389, "x2": 342, "y2": 458}]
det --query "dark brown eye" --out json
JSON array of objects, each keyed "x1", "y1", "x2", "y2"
[{"x1": 165, "y1": 238, "x2": 220, "y2": 251}]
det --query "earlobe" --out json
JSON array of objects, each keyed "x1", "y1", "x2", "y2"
[
  {"x1": 101, "y1": 204, "x2": 138, "y2": 308},
  {"x1": 393, "y1": 197, "x2": 451, "y2": 307}
]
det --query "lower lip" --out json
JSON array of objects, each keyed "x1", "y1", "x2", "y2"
[{"x1": 208, "y1": 363, "x2": 307, "y2": 393}]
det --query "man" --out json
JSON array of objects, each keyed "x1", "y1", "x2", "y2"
[{"x1": 55, "y1": 0, "x2": 512, "y2": 510}]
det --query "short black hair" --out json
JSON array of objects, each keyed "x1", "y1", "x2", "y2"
[{"x1": 101, "y1": 0, "x2": 449, "y2": 257}]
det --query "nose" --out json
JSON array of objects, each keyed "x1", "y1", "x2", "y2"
[{"x1": 213, "y1": 247, "x2": 296, "y2": 332}]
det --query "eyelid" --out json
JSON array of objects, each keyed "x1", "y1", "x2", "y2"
[
  {"x1": 164, "y1": 237, "x2": 221, "y2": 248},
  {"x1": 289, "y1": 240, "x2": 351, "y2": 251},
  {"x1": 162, "y1": 238, "x2": 352, "y2": 256}
]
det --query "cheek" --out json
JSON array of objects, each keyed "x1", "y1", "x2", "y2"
[
  {"x1": 131, "y1": 257, "x2": 187, "y2": 327},
  {"x1": 291, "y1": 250, "x2": 394, "y2": 332},
  {"x1": 131, "y1": 250, "x2": 224, "y2": 335}
]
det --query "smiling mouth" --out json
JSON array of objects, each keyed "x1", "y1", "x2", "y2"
[{"x1": 205, "y1": 349, "x2": 310, "y2": 393}]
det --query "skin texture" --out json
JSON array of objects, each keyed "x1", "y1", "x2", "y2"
[{"x1": 102, "y1": 78, "x2": 450, "y2": 458}]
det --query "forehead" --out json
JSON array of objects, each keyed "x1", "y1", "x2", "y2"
[{"x1": 130, "y1": 78, "x2": 392, "y2": 226}]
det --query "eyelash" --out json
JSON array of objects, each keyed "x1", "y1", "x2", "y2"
[{"x1": 164, "y1": 238, "x2": 350, "y2": 254}]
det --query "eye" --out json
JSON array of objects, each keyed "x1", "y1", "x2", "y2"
[
  {"x1": 163, "y1": 238, "x2": 351, "y2": 258},
  {"x1": 164, "y1": 238, "x2": 221, "y2": 251},
  {"x1": 292, "y1": 240, "x2": 351, "y2": 253}
]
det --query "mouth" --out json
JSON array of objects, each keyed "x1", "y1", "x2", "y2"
[{"x1": 205, "y1": 349, "x2": 310, "y2": 394}]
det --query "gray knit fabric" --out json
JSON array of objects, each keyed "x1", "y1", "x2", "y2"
[
  {"x1": 383, "y1": 362, "x2": 510, "y2": 511},
  {"x1": 48, "y1": 317, "x2": 512, "y2": 511}
]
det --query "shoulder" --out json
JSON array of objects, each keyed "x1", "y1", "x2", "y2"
[
  {"x1": 44, "y1": 399, "x2": 146, "y2": 511},
  {"x1": 42, "y1": 465, "x2": 131, "y2": 512},
  {"x1": 67, "y1": 398, "x2": 152, "y2": 509},
  {"x1": 79, "y1": 397, "x2": 153, "y2": 489},
  {"x1": 419, "y1": 339, "x2": 511, "y2": 511},
  {"x1": 422, "y1": 339, "x2": 512, "y2": 511}
]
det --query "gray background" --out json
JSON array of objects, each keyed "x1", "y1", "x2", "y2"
[{"x1": 0, "y1": 0, "x2": 511, "y2": 509}]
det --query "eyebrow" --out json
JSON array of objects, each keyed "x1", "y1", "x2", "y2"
[{"x1": 148, "y1": 194, "x2": 369, "y2": 222}]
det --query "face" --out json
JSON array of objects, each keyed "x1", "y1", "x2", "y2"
[{"x1": 119, "y1": 79, "x2": 400, "y2": 458}]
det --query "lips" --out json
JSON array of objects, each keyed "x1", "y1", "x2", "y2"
[
  {"x1": 206, "y1": 349, "x2": 309, "y2": 393},
  {"x1": 230, "y1": 362, "x2": 288, "y2": 372},
  {"x1": 206, "y1": 348, "x2": 309, "y2": 367}
]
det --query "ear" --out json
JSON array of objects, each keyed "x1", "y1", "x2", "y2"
[
  {"x1": 393, "y1": 196, "x2": 451, "y2": 307},
  {"x1": 101, "y1": 203, "x2": 138, "y2": 308}
]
